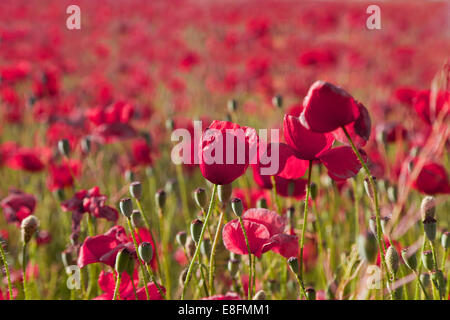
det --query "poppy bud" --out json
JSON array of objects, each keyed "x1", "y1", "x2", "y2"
[
  {"x1": 231, "y1": 198, "x2": 244, "y2": 217},
  {"x1": 306, "y1": 287, "x2": 316, "y2": 300},
  {"x1": 201, "y1": 238, "x2": 211, "y2": 257},
  {"x1": 179, "y1": 268, "x2": 188, "y2": 287},
  {"x1": 420, "y1": 273, "x2": 430, "y2": 289},
  {"x1": 423, "y1": 217, "x2": 437, "y2": 241},
  {"x1": 125, "y1": 170, "x2": 135, "y2": 183},
  {"x1": 81, "y1": 137, "x2": 91, "y2": 154},
  {"x1": 441, "y1": 231, "x2": 450, "y2": 249},
  {"x1": 272, "y1": 94, "x2": 283, "y2": 108},
  {"x1": 165, "y1": 119, "x2": 175, "y2": 131},
  {"x1": 155, "y1": 189, "x2": 166, "y2": 210},
  {"x1": 218, "y1": 184, "x2": 232, "y2": 204},
  {"x1": 61, "y1": 251, "x2": 74, "y2": 268},
  {"x1": 310, "y1": 182, "x2": 318, "y2": 200},
  {"x1": 58, "y1": 139, "x2": 71, "y2": 157},
  {"x1": 253, "y1": 290, "x2": 266, "y2": 300},
  {"x1": 21, "y1": 215, "x2": 39, "y2": 244},
  {"x1": 230, "y1": 252, "x2": 241, "y2": 261},
  {"x1": 176, "y1": 231, "x2": 187, "y2": 247},
  {"x1": 190, "y1": 219, "x2": 203, "y2": 244},
  {"x1": 138, "y1": 242, "x2": 153, "y2": 264},
  {"x1": 257, "y1": 198, "x2": 268, "y2": 209},
  {"x1": 53, "y1": 188, "x2": 65, "y2": 201},
  {"x1": 358, "y1": 232, "x2": 377, "y2": 263},
  {"x1": 387, "y1": 185, "x2": 398, "y2": 203},
  {"x1": 287, "y1": 257, "x2": 299, "y2": 275},
  {"x1": 227, "y1": 99, "x2": 238, "y2": 113},
  {"x1": 380, "y1": 216, "x2": 390, "y2": 234},
  {"x1": 129, "y1": 181, "x2": 142, "y2": 199},
  {"x1": 115, "y1": 248, "x2": 133, "y2": 275},
  {"x1": 385, "y1": 246, "x2": 399, "y2": 275},
  {"x1": 119, "y1": 198, "x2": 133, "y2": 218},
  {"x1": 431, "y1": 270, "x2": 445, "y2": 298},
  {"x1": 422, "y1": 250, "x2": 434, "y2": 271},
  {"x1": 286, "y1": 206, "x2": 295, "y2": 226},
  {"x1": 194, "y1": 188, "x2": 207, "y2": 210},
  {"x1": 369, "y1": 216, "x2": 378, "y2": 236},
  {"x1": 420, "y1": 196, "x2": 435, "y2": 220},
  {"x1": 227, "y1": 259, "x2": 240, "y2": 277},
  {"x1": 185, "y1": 237, "x2": 196, "y2": 258},
  {"x1": 165, "y1": 179, "x2": 177, "y2": 194},
  {"x1": 364, "y1": 176, "x2": 376, "y2": 202},
  {"x1": 401, "y1": 248, "x2": 417, "y2": 271},
  {"x1": 131, "y1": 210, "x2": 144, "y2": 228}
]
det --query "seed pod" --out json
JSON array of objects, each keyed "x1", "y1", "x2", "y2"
[
  {"x1": 165, "y1": 118, "x2": 175, "y2": 131},
  {"x1": 310, "y1": 182, "x2": 318, "y2": 200},
  {"x1": 369, "y1": 216, "x2": 378, "y2": 236},
  {"x1": 387, "y1": 185, "x2": 398, "y2": 203},
  {"x1": 272, "y1": 94, "x2": 283, "y2": 108},
  {"x1": 423, "y1": 217, "x2": 437, "y2": 241},
  {"x1": 380, "y1": 216, "x2": 390, "y2": 234},
  {"x1": 190, "y1": 219, "x2": 203, "y2": 244},
  {"x1": 358, "y1": 232, "x2": 377, "y2": 263},
  {"x1": 81, "y1": 137, "x2": 91, "y2": 154},
  {"x1": 287, "y1": 257, "x2": 299, "y2": 275},
  {"x1": 441, "y1": 231, "x2": 450, "y2": 249},
  {"x1": 420, "y1": 273, "x2": 430, "y2": 288},
  {"x1": 165, "y1": 179, "x2": 177, "y2": 194},
  {"x1": 253, "y1": 290, "x2": 266, "y2": 300},
  {"x1": 119, "y1": 198, "x2": 133, "y2": 218},
  {"x1": 125, "y1": 170, "x2": 135, "y2": 183},
  {"x1": 129, "y1": 181, "x2": 142, "y2": 199},
  {"x1": 227, "y1": 259, "x2": 240, "y2": 277},
  {"x1": 61, "y1": 251, "x2": 74, "y2": 268},
  {"x1": 218, "y1": 184, "x2": 232, "y2": 204},
  {"x1": 138, "y1": 242, "x2": 154, "y2": 264},
  {"x1": 385, "y1": 246, "x2": 399, "y2": 275},
  {"x1": 201, "y1": 238, "x2": 211, "y2": 257},
  {"x1": 231, "y1": 198, "x2": 244, "y2": 217},
  {"x1": 115, "y1": 248, "x2": 133, "y2": 275},
  {"x1": 58, "y1": 139, "x2": 71, "y2": 157},
  {"x1": 21, "y1": 215, "x2": 39, "y2": 244},
  {"x1": 257, "y1": 198, "x2": 268, "y2": 209},
  {"x1": 401, "y1": 248, "x2": 417, "y2": 271},
  {"x1": 155, "y1": 189, "x2": 166, "y2": 210},
  {"x1": 229, "y1": 252, "x2": 241, "y2": 261},
  {"x1": 364, "y1": 176, "x2": 376, "y2": 202},
  {"x1": 194, "y1": 188, "x2": 207, "y2": 210},
  {"x1": 131, "y1": 210, "x2": 145, "y2": 228},
  {"x1": 227, "y1": 99, "x2": 238, "y2": 113},
  {"x1": 422, "y1": 250, "x2": 434, "y2": 271},
  {"x1": 420, "y1": 196, "x2": 435, "y2": 220},
  {"x1": 431, "y1": 270, "x2": 445, "y2": 298},
  {"x1": 306, "y1": 287, "x2": 316, "y2": 300},
  {"x1": 185, "y1": 237, "x2": 196, "y2": 259},
  {"x1": 179, "y1": 268, "x2": 188, "y2": 287},
  {"x1": 176, "y1": 231, "x2": 187, "y2": 247}
]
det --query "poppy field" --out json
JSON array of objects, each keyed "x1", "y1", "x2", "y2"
[{"x1": 0, "y1": 0, "x2": 449, "y2": 301}]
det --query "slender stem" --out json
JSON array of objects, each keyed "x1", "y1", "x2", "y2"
[
  {"x1": 175, "y1": 164, "x2": 190, "y2": 224},
  {"x1": 341, "y1": 126, "x2": 393, "y2": 299},
  {"x1": 22, "y1": 244, "x2": 28, "y2": 300},
  {"x1": 197, "y1": 256, "x2": 210, "y2": 296},
  {"x1": 414, "y1": 236, "x2": 427, "y2": 299},
  {"x1": 414, "y1": 270, "x2": 430, "y2": 300},
  {"x1": 131, "y1": 277, "x2": 138, "y2": 300},
  {"x1": 181, "y1": 184, "x2": 217, "y2": 300},
  {"x1": 157, "y1": 207, "x2": 172, "y2": 299},
  {"x1": 299, "y1": 160, "x2": 313, "y2": 281},
  {"x1": 270, "y1": 175, "x2": 281, "y2": 213},
  {"x1": 0, "y1": 242, "x2": 13, "y2": 299},
  {"x1": 251, "y1": 254, "x2": 256, "y2": 298},
  {"x1": 441, "y1": 248, "x2": 447, "y2": 271},
  {"x1": 429, "y1": 240, "x2": 438, "y2": 271},
  {"x1": 209, "y1": 209, "x2": 225, "y2": 295},
  {"x1": 238, "y1": 216, "x2": 253, "y2": 299},
  {"x1": 293, "y1": 271, "x2": 308, "y2": 299},
  {"x1": 145, "y1": 264, "x2": 166, "y2": 299},
  {"x1": 113, "y1": 274, "x2": 121, "y2": 300}
]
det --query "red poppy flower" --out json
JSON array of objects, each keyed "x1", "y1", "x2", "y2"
[
  {"x1": 301, "y1": 80, "x2": 360, "y2": 133},
  {"x1": 5, "y1": 148, "x2": 44, "y2": 172},
  {"x1": 130, "y1": 138, "x2": 153, "y2": 167},
  {"x1": 1, "y1": 189, "x2": 36, "y2": 224},
  {"x1": 94, "y1": 270, "x2": 165, "y2": 300},
  {"x1": 198, "y1": 120, "x2": 255, "y2": 185},
  {"x1": 413, "y1": 90, "x2": 449, "y2": 125},
  {"x1": 232, "y1": 188, "x2": 271, "y2": 210},
  {"x1": 413, "y1": 162, "x2": 450, "y2": 195},
  {"x1": 47, "y1": 159, "x2": 81, "y2": 191}
]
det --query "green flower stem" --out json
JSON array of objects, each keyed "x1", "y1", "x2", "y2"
[
  {"x1": 181, "y1": 184, "x2": 217, "y2": 300},
  {"x1": 145, "y1": 264, "x2": 166, "y2": 299},
  {"x1": 209, "y1": 209, "x2": 225, "y2": 295},
  {"x1": 113, "y1": 274, "x2": 121, "y2": 300},
  {"x1": 126, "y1": 218, "x2": 150, "y2": 300},
  {"x1": 22, "y1": 244, "x2": 28, "y2": 300},
  {"x1": 86, "y1": 215, "x2": 97, "y2": 299},
  {"x1": 270, "y1": 175, "x2": 281, "y2": 213},
  {"x1": 292, "y1": 269, "x2": 308, "y2": 299},
  {"x1": 441, "y1": 248, "x2": 447, "y2": 271},
  {"x1": 238, "y1": 216, "x2": 253, "y2": 299},
  {"x1": 175, "y1": 164, "x2": 191, "y2": 224},
  {"x1": 299, "y1": 160, "x2": 313, "y2": 282},
  {"x1": 341, "y1": 126, "x2": 393, "y2": 300},
  {"x1": 413, "y1": 270, "x2": 430, "y2": 300},
  {"x1": 157, "y1": 207, "x2": 172, "y2": 299},
  {"x1": 198, "y1": 256, "x2": 210, "y2": 296},
  {"x1": 0, "y1": 242, "x2": 13, "y2": 299},
  {"x1": 131, "y1": 277, "x2": 138, "y2": 300}
]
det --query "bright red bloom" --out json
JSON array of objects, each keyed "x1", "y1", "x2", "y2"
[
  {"x1": 413, "y1": 162, "x2": 450, "y2": 195},
  {"x1": 1, "y1": 189, "x2": 36, "y2": 224},
  {"x1": 316, "y1": 146, "x2": 364, "y2": 181},
  {"x1": 5, "y1": 148, "x2": 44, "y2": 172},
  {"x1": 47, "y1": 159, "x2": 81, "y2": 191},
  {"x1": 302, "y1": 80, "x2": 360, "y2": 133},
  {"x1": 232, "y1": 188, "x2": 271, "y2": 210},
  {"x1": 130, "y1": 138, "x2": 153, "y2": 167}
]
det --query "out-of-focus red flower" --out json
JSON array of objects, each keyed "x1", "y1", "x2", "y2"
[
  {"x1": 174, "y1": 247, "x2": 188, "y2": 266},
  {"x1": 1, "y1": 189, "x2": 36, "y2": 224},
  {"x1": 413, "y1": 90, "x2": 449, "y2": 125},
  {"x1": 232, "y1": 188, "x2": 271, "y2": 210},
  {"x1": 36, "y1": 230, "x2": 51, "y2": 245},
  {"x1": 413, "y1": 162, "x2": 450, "y2": 195},
  {"x1": 5, "y1": 148, "x2": 45, "y2": 172},
  {"x1": 393, "y1": 87, "x2": 417, "y2": 105},
  {"x1": 47, "y1": 159, "x2": 82, "y2": 191},
  {"x1": 130, "y1": 138, "x2": 152, "y2": 167}
]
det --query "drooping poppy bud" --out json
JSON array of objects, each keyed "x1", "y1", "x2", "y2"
[
  {"x1": 369, "y1": 216, "x2": 378, "y2": 236},
  {"x1": 131, "y1": 210, "x2": 144, "y2": 228},
  {"x1": 191, "y1": 219, "x2": 203, "y2": 244},
  {"x1": 165, "y1": 179, "x2": 177, "y2": 194},
  {"x1": 81, "y1": 137, "x2": 91, "y2": 154},
  {"x1": 227, "y1": 99, "x2": 238, "y2": 113},
  {"x1": 385, "y1": 246, "x2": 399, "y2": 275},
  {"x1": 185, "y1": 237, "x2": 195, "y2": 258},
  {"x1": 176, "y1": 231, "x2": 187, "y2": 247},
  {"x1": 125, "y1": 170, "x2": 135, "y2": 183},
  {"x1": 129, "y1": 181, "x2": 142, "y2": 200},
  {"x1": 58, "y1": 139, "x2": 70, "y2": 157},
  {"x1": 155, "y1": 189, "x2": 166, "y2": 210},
  {"x1": 165, "y1": 118, "x2": 175, "y2": 131},
  {"x1": 218, "y1": 184, "x2": 232, "y2": 204},
  {"x1": 201, "y1": 238, "x2": 211, "y2": 257},
  {"x1": 227, "y1": 259, "x2": 240, "y2": 277},
  {"x1": 358, "y1": 232, "x2": 377, "y2": 263},
  {"x1": 115, "y1": 248, "x2": 133, "y2": 275},
  {"x1": 61, "y1": 251, "x2": 74, "y2": 268},
  {"x1": 401, "y1": 248, "x2": 417, "y2": 271},
  {"x1": 272, "y1": 94, "x2": 283, "y2": 109},
  {"x1": 257, "y1": 198, "x2": 268, "y2": 209},
  {"x1": 423, "y1": 217, "x2": 437, "y2": 241},
  {"x1": 387, "y1": 185, "x2": 398, "y2": 203},
  {"x1": 138, "y1": 242, "x2": 153, "y2": 264},
  {"x1": 420, "y1": 273, "x2": 430, "y2": 289},
  {"x1": 306, "y1": 287, "x2": 316, "y2": 300},
  {"x1": 422, "y1": 250, "x2": 434, "y2": 271},
  {"x1": 364, "y1": 176, "x2": 376, "y2": 202},
  {"x1": 119, "y1": 198, "x2": 133, "y2": 218},
  {"x1": 231, "y1": 198, "x2": 244, "y2": 217},
  {"x1": 194, "y1": 188, "x2": 207, "y2": 210},
  {"x1": 380, "y1": 216, "x2": 390, "y2": 234},
  {"x1": 420, "y1": 196, "x2": 436, "y2": 220},
  {"x1": 21, "y1": 215, "x2": 39, "y2": 244},
  {"x1": 441, "y1": 231, "x2": 449, "y2": 249},
  {"x1": 287, "y1": 257, "x2": 299, "y2": 275},
  {"x1": 253, "y1": 290, "x2": 267, "y2": 300}
]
